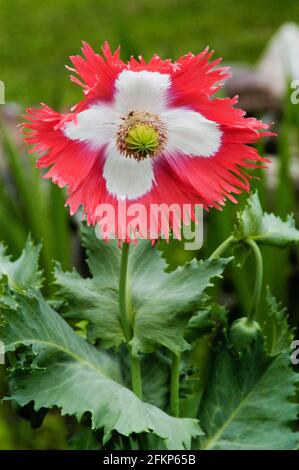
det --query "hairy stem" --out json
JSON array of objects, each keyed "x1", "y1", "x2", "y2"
[
  {"x1": 170, "y1": 353, "x2": 180, "y2": 417},
  {"x1": 244, "y1": 239, "x2": 263, "y2": 324}
]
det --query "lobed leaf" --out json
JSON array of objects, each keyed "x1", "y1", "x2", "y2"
[
  {"x1": 55, "y1": 225, "x2": 230, "y2": 354},
  {"x1": 0, "y1": 289, "x2": 202, "y2": 449},
  {"x1": 262, "y1": 288, "x2": 294, "y2": 356},
  {"x1": 0, "y1": 236, "x2": 43, "y2": 289},
  {"x1": 234, "y1": 191, "x2": 299, "y2": 248},
  {"x1": 198, "y1": 338, "x2": 298, "y2": 450}
]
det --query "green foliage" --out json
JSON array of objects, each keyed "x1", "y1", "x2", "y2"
[
  {"x1": 263, "y1": 288, "x2": 294, "y2": 356},
  {"x1": 199, "y1": 338, "x2": 298, "y2": 450},
  {"x1": 69, "y1": 429, "x2": 100, "y2": 450},
  {"x1": 55, "y1": 226, "x2": 230, "y2": 355},
  {"x1": 0, "y1": 236, "x2": 43, "y2": 289},
  {"x1": 0, "y1": 207, "x2": 298, "y2": 450},
  {"x1": 141, "y1": 353, "x2": 170, "y2": 410},
  {"x1": 129, "y1": 245, "x2": 230, "y2": 356},
  {"x1": 54, "y1": 227, "x2": 123, "y2": 349},
  {"x1": 234, "y1": 191, "x2": 299, "y2": 248},
  {"x1": 0, "y1": 288, "x2": 202, "y2": 450},
  {"x1": 1, "y1": 0, "x2": 299, "y2": 451},
  {"x1": 185, "y1": 301, "x2": 228, "y2": 343}
]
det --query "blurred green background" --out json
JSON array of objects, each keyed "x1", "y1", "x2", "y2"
[
  {"x1": 1, "y1": 0, "x2": 299, "y2": 107},
  {"x1": 0, "y1": 0, "x2": 299, "y2": 450}
]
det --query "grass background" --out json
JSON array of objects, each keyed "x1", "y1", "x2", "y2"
[{"x1": 1, "y1": 0, "x2": 299, "y2": 107}]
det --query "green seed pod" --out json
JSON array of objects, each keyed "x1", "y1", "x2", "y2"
[
  {"x1": 229, "y1": 317, "x2": 261, "y2": 351},
  {"x1": 125, "y1": 124, "x2": 159, "y2": 159}
]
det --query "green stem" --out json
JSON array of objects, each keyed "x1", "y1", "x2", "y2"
[
  {"x1": 119, "y1": 242, "x2": 142, "y2": 399},
  {"x1": 244, "y1": 239, "x2": 263, "y2": 324},
  {"x1": 209, "y1": 235, "x2": 263, "y2": 324},
  {"x1": 170, "y1": 353, "x2": 180, "y2": 417},
  {"x1": 209, "y1": 235, "x2": 235, "y2": 260},
  {"x1": 130, "y1": 354, "x2": 143, "y2": 400},
  {"x1": 119, "y1": 242, "x2": 131, "y2": 341}
]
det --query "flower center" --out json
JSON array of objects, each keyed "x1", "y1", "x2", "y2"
[
  {"x1": 125, "y1": 124, "x2": 159, "y2": 158},
  {"x1": 116, "y1": 111, "x2": 167, "y2": 161}
]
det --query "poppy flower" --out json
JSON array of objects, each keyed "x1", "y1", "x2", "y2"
[{"x1": 23, "y1": 42, "x2": 270, "y2": 241}]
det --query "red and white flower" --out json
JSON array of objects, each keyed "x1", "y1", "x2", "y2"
[{"x1": 24, "y1": 42, "x2": 270, "y2": 240}]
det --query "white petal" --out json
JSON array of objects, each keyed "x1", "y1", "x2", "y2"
[
  {"x1": 103, "y1": 145, "x2": 155, "y2": 200},
  {"x1": 63, "y1": 103, "x2": 121, "y2": 149},
  {"x1": 162, "y1": 108, "x2": 222, "y2": 157},
  {"x1": 114, "y1": 70, "x2": 171, "y2": 115}
]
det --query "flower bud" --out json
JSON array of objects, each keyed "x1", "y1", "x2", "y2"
[{"x1": 229, "y1": 317, "x2": 261, "y2": 351}]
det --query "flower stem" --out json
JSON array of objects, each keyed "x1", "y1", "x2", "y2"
[
  {"x1": 209, "y1": 235, "x2": 236, "y2": 260},
  {"x1": 119, "y1": 242, "x2": 131, "y2": 342},
  {"x1": 130, "y1": 354, "x2": 143, "y2": 400},
  {"x1": 244, "y1": 239, "x2": 263, "y2": 324},
  {"x1": 170, "y1": 353, "x2": 180, "y2": 417},
  {"x1": 119, "y1": 242, "x2": 143, "y2": 399}
]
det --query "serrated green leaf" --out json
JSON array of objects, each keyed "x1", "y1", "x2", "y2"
[
  {"x1": 198, "y1": 338, "x2": 298, "y2": 450},
  {"x1": 0, "y1": 290, "x2": 202, "y2": 449},
  {"x1": 263, "y1": 288, "x2": 294, "y2": 356},
  {"x1": 54, "y1": 264, "x2": 123, "y2": 348},
  {"x1": 53, "y1": 226, "x2": 123, "y2": 348},
  {"x1": 130, "y1": 243, "x2": 230, "y2": 355},
  {"x1": 0, "y1": 236, "x2": 43, "y2": 289},
  {"x1": 55, "y1": 225, "x2": 230, "y2": 355},
  {"x1": 235, "y1": 191, "x2": 299, "y2": 248}
]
